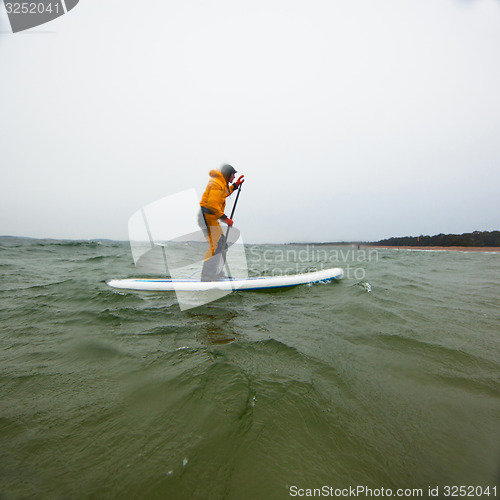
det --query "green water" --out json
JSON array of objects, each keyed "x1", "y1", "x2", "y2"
[{"x1": 1, "y1": 238, "x2": 499, "y2": 499}]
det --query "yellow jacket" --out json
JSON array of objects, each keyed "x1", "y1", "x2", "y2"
[{"x1": 200, "y1": 169, "x2": 235, "y2": 219}]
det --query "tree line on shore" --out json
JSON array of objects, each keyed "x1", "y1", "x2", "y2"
[{"x1": 375, "y1": 230, "x2": 500, "y2": 247}]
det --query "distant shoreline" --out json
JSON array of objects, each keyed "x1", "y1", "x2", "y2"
[
  {"x1": 1, "y1": 235, "x2": 499, "y2": 252},
  {"x1": 362, "y1": 245, "x2": 499, "y2": 252}
]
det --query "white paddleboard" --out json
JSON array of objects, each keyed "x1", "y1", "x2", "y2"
[{"x1": 107, "y1": 267, "x2": 343, "y2": 292}]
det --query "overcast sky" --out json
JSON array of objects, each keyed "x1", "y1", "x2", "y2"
[{"x1": 1, "y1": 0, "x2": 499, "y2": 243}]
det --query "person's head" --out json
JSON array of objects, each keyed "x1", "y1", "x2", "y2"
[{"x1": 220, "y1": 164, "x2": 237, "y2": 183}]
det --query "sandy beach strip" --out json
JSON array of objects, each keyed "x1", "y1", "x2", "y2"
[{"x1": 362, "y1": 245, "x2": 499, "y2": 252}]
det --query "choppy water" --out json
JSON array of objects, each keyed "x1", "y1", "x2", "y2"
[{"x1": 1, "y1": 237, "x2": 499, "y2": 499}]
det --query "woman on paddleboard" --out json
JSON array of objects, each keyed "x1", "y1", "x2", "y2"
[{"x1": 198, "y1": 164, "x2": 244, "y2": 281}]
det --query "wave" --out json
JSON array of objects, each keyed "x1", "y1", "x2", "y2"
[
  {"x1": 1, "y1": 279, "x2": 72, "y2": 292},
  {"x1": 37, "y1": 240, "x2": 106, "y2": 248},
  {"x1": 358, "y1": 332, "x2": 498, "y2": 366}
]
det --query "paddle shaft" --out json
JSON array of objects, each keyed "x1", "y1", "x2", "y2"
[
  {"x1": 226, "y1": 183, "x2": 242, "y2": 240},
  {"x1": 222, "y1": 184, "x2": 242, "y2": 275}
]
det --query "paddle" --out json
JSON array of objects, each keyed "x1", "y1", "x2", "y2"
[
  {"x1": 226, "y1": 183, "x2": 242, "y2": 240},
  {"x1": 222, "y1": 183, "x2": 242, "y2": 276}
]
